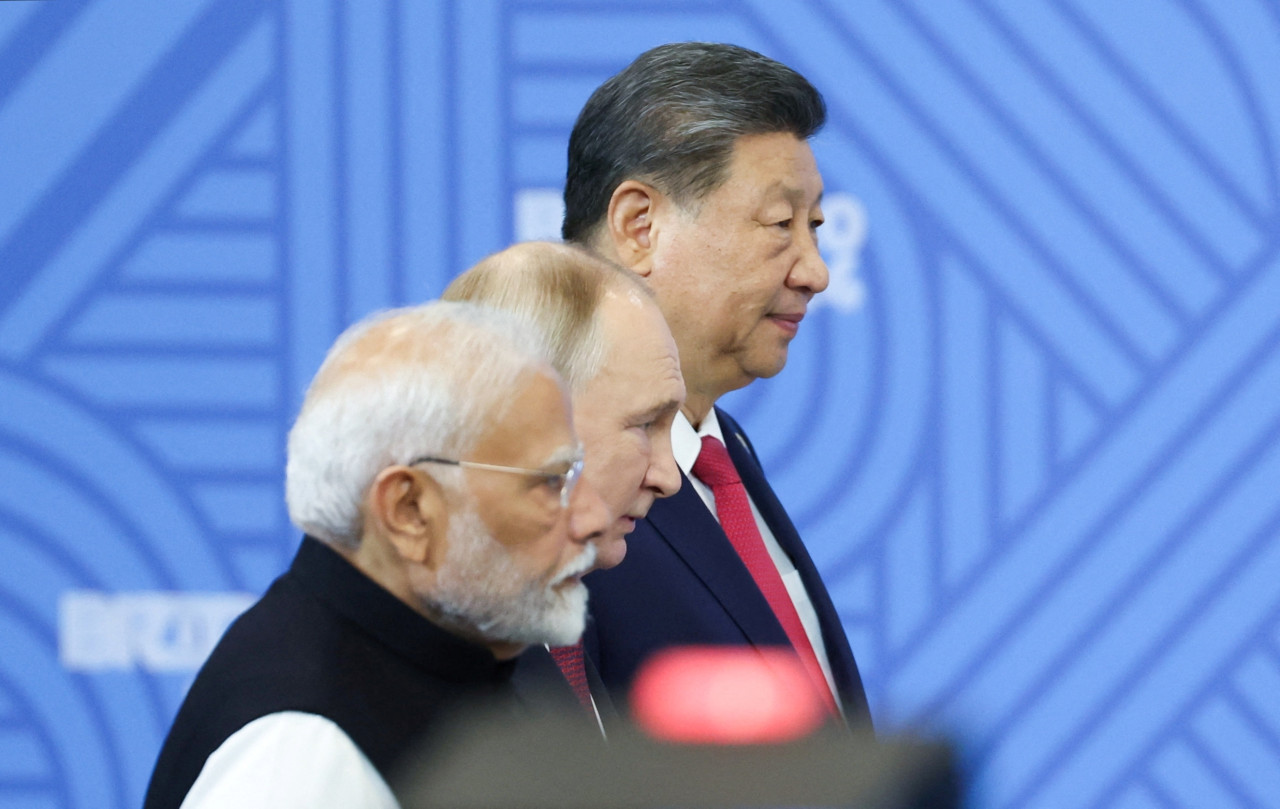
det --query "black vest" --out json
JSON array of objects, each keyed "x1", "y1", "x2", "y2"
[{"x1": 144, "y1": 537, "x2": 517, "y2": 809}]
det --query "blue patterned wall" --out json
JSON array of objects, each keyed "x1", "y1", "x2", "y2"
[{"x1": 2, "y1": 1, "x2": 1278, "y2": 807}]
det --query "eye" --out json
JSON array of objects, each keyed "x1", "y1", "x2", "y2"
[
  {"x1": 627, "y1": 423, "x2": 655, "y2": 446},
  {"x1": 533, "y1": 472, "x2": 566, "y2": 504},
  {"x1": 640, "y1": 408, "x2": 678, "y2": 435},
  {"x1": 545, "y1": 472, "x2": 566, "y2": 487},
  {"x1": 541, "y1": 468, "x2": 569, "y2": 490},
  {"x1": 774, "y1": 218, "x2": 793, "y2": 229}
]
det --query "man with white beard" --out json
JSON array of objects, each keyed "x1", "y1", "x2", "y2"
[{"x1": 144, "y1": 301, "x2": 610, "y2": 809}]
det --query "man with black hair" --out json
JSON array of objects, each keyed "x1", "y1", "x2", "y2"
[{"x1": 564, "y1": 42, "x2": 872, "y2": 726}]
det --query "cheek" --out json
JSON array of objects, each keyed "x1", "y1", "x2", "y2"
[
  {"x1": 466, "y1": 484, "x2": 573, "y2": 580},
  {"x1": 710, "y1": 293, "x2": 765, "y2": 343},
  {"x1": 733, "y1": 272, "x2": 791, "y2": 325},
  {"x1": 615, "y1": 431, "x2": 653, "y2": 479},
  {"x1": 500, "y1": 544, "x2": 559, "y2": 588},
  {"x1": 654, "y1": 239, "x2": 735, "y2": 303},
  {"x1": 476, "y1": 497, "x2": 558, "y2": 554},
  {"x1": 586, "y1": 435, "x2": 649, "y2": 507},
  {"x1": 573, "y1": 408, "x2": 622, "y2": 468}
]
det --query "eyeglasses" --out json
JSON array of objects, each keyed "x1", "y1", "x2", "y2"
[{"x1": 409, "y1": 453, "x2": 584, "y2": 509}]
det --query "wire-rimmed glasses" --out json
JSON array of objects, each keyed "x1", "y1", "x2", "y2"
[{"x1": 409, "y1": 453, "x2": 584, "y2": 508}]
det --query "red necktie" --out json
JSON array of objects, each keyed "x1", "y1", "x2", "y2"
[
  {"x1": 549, "y1": 641, "x2": 594, "y2": 714},
  {"x1": 692, "y1": 434, "x2": 837, "y2": 715}
]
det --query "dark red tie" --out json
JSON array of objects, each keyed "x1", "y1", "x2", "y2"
[
  {"x1": 692, "y1": 434, "x2": 837, "y2": 715},
  {"x1": 549, "y1": 641, "x2": 594, "y2": 713}
]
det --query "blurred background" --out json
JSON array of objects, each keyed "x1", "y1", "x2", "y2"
[{"x1": 2, "y1": 1, "x2": 1278, "y2": 807}]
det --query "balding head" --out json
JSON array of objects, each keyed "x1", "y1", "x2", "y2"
[{"x1": 443, "y1": 241, "x2": 653, "y2": 390}]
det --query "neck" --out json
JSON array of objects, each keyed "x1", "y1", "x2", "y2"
[
  {"x1": 681, "y1": 374, "x2": 737, "y2": 429},
  {"x1": 681, "y1": 397, "x2": 714, "y2": 429},
  {"x1": 678, "y1": 356, "x2": 755, "y2": 428},
  {"x1": 341, "y1": 533, "x2": 417, "y2": 605}
]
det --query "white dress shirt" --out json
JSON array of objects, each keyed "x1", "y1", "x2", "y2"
[
  {"x1": 180, "y1": 712, "x2": 399, "y2": 809},
  {"x1": 672, "y1": 410, "x2": 839, "y2": 706}
]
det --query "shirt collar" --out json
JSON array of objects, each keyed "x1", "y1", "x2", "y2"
[{"x1": 672, "y1": 408, "x2": 727, "y2": 476}]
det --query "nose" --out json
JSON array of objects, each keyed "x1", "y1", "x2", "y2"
[
  {"x1": 645, "y1": 428, "x2": 683, "y2": 499},
  {"x1": 568, "y1": 475, "x2": 611, "y2": 545},
  {"x1": 788, "y1": 228, "x2": 829, "y2": 295}
]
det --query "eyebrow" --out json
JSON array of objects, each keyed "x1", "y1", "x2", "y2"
[
  {"x1": 633, "y1": 398, "x2": 682, "y2": 424},
  {"x1": 770, "y1": 181, "x2": 824, "y2": 207},
  {"x1": 540, "y1": 443, "x2": 584, "y2": 470}
]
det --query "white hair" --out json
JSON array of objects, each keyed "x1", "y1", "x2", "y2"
[
  {"x1": 285, "y1": 301, "x2": 553, "y2": 549},
  {"x1": 423, "y1": 501, "x2": 596, "y2": 647}
]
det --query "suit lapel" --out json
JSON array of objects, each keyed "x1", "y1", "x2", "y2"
[
  {"x1": 582, "y1": 651, "x2": 619, "y2": 729},
  {"x1": 718, "y1": 410, "x2": 869, "y2": 721},
  {"x1": 643, "y1": 472, "x2": 790, "y2": 648}
]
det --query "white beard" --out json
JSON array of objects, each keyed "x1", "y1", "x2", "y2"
[{"x1": 423, "y1": 505, "x2": 595, "y2": 647}]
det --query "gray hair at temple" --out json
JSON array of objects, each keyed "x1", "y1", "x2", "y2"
[
  {"x1": 561, "y1": 41, "x2": 826, "y2": 244},
  {"x1": 284, "y1": 301, "x2": 552, "y2": 549},
  {"x1": 442, "y1": 241, "x2": 653, "y2": 391}
]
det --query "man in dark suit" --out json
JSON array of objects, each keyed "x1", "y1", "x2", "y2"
[
  {"x1": 444, "y1": 241, "x2": 685, "y2": 733},
  {"x1": 563, "y1": 42, "x2": 872, "y2": 725},
  {"x1": 144, "y1": 302, "x2": 611, "y2": 808}
]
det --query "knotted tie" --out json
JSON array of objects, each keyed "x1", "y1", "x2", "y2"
[
  {"x1": 549, "y1": 641, "x2": 595, "y2": 714},
  {"x1": 691, "y1": 434, "x2": 837, "y2": 714}
]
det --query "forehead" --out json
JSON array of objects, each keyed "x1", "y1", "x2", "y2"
[
  {"x1": 474, "y1": 370, "x2": 576, "y2": 462},
  {"x1": 592, "y1": 293, "x2": 683, "y2": 393},
  {"x1": 601, "y1": 289, "x2": 674, "y2": 350},
  {"x1": 714, "y1": 132, "x2": 824, "y2": 204}
]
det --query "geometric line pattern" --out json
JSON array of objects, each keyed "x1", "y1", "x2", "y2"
[{"x1": 2, "y1": 2, "x2": 1279, "y2": 809}]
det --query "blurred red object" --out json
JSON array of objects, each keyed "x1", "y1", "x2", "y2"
[{"x1": 630, "y1": 646, "x2": 828, "y2": 744}]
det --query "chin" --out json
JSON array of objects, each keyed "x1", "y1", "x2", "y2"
[
  {"x1": 594, "y1": 534, "x2": 628, "y2": 571},
  {"x1": 744, "y1": 358, "x2": 788, "y2": 381},
  {"x1": 538, "y1": 582, "x2": 590, "y2": 646},
  {"x1": 738, "y1": 343, "x2": 791, "y2": 382}
]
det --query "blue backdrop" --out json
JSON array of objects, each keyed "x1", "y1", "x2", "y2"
[{"x1": 3, "y1": 1, "x2": 1279, "y2": 807}]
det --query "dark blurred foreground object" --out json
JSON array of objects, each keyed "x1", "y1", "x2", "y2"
[{"x1": 394, "y1": 708, "x2": 958, "y2": 809}]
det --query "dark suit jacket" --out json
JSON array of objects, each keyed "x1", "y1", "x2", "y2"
[
  {"x1": 583, "y1": 408, "x2": 872, "y2": 727},
  {"x1": 511, "y1": 644, "x2": 618, "y2": 734}
]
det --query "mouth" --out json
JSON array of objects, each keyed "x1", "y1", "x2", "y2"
[
  {"x1": 556, "y1": 573, "x2": 584, "y2": 590},
  {"x1": 767, "y1": 311, "x2": 804, "y2": 336},
  {"x1": 616, "y1": 503, "x2": 652, "y2": 535}
]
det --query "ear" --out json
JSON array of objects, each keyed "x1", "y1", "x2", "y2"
[
  {"x1": 605, "y1": 180, "x2": 660, "y2": 277},
  {"x1": 366, "y1": 466, "x2": 448, "y2": 566}
]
